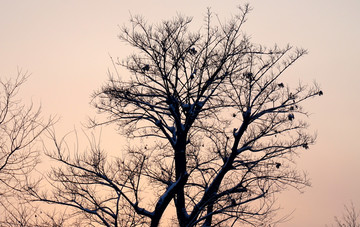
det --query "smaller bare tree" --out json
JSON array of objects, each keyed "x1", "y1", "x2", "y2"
[
  {"x1": 334, "y1": 202, "x2": 360, "y2": 227},
  {"x1": 0, "y1": 70, "x2": 53, "y2": 224}
]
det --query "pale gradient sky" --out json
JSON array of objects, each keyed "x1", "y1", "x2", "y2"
[{"x1": 1, "y1": 1, "x2": 360, "y2": 226}]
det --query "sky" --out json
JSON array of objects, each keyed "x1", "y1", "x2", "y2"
[{"x1": 1, "y1": 0, "x2": 360, "y2": 226}]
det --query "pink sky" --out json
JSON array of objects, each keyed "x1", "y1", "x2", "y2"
[{"x1": 1, "y1": 1, "x2": 360, "y2": 226}]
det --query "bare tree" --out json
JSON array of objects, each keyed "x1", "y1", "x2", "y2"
[
  {"x1": 0, "y1": 70, "x2": 54, "y2": 225},
  {"x1": 29, "y1": 4, "x2": 322, "y2": 226},
  {"x1": 0, "y1": 70, "x2": 52, "y2": 194},
  {"x1": 333, "y1": 202, "x2": 360, "y2": 227}
]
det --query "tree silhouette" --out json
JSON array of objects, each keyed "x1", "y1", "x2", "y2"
[
  {"x1": 0, "y1": 70, "x2": 52, "y2": 194},
  {"x1": 29, "y1": 4, "x2": 322, "y2": 226},
  {"x1": 0, "y1": 70, "x2": 53, "y2": 225},
  {"x1": 333, "y1": 202, "x2": 360, "y2": 227}
]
